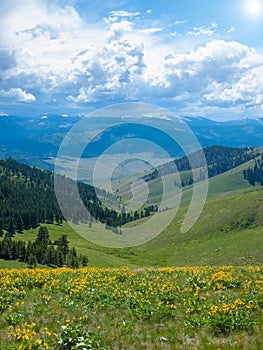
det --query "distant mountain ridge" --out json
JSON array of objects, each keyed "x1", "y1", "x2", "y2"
[
  {"x1": 181, "y1": 116, "x2": 263, "y2": 148},
  {"x1": 1, "y1": 114, "x2": 263, "y2": 170}
]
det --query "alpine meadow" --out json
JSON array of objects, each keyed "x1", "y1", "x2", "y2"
[{"x1": 0, "y1": 0, "x2": 263, "y2": 349}]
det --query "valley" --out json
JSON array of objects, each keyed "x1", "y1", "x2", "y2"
[
  {"x1": 1, "y1": 143, "x2": 263, "y2": 268},
  {"x1": 0, "y1": 114, "x2": 263, "y2": 349}
]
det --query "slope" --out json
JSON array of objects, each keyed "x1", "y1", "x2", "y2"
[
  {"x1": 114, "y1": 188, "x2": 263, "y2": 266},
  {"x1": 1, "y1": 154, "x2": 263, "y2": 268},
  {"x1": 133, "y1": 146, "x2": 262, "y2": 207}
]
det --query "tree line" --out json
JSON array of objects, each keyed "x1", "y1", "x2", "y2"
[
  {"x1": 0, "y1": 157, "x2": 157, "y2": 236},
  {"x1": 142, "y1": 146, "x2": 258, "y2": 185},
  {"x1": 243, "y1": 155, "x2": 263, "y2": 186},
  {"x1": 0, "y1": 226, "x2": 88, "y2": 268}
]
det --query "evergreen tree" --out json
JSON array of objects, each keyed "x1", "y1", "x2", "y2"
[
  {"x1": 16, "y1": 216, "x2": 23, "y2": 233},
  {"x1": 35, "y1": 226, "x2": 50, "y2": 246},
  {"x1": 6, "y1": 219, "x2": 15, "y2": 237},
  {"x1": 28, "y1": 254, "x2": 37, "y2": 268},
  {"x1": 0, "y1": 221, "x2": 3, "y2": 237},
  {"x1": 55, "y1": 235, "x2": 69, "y2": 257}
]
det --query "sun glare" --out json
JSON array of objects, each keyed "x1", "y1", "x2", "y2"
[{"x1": 243, "y1": 0, "x2": 263, "y2": 19}]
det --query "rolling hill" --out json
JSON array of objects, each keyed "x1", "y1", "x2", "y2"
[
  {"x1": 113, "y1": 145, "x2": 261, "y2": 206},
  {"x1": 0, "y1": 149, "x2": 263, "y2": 268}
]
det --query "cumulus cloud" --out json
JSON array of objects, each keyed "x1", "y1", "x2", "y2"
[
  {"x1": 0, "y1": 49, "x2": 16, "y2": 71},
  {"x1": 67, "y1": 19, "x2": 145, "y2": 103},
  {"x1": 16, "y1": 24, "x2": 61, "y2": 40},
  {"x1": 204, "y1": 64, "x2": 263, "y2": 107},
  {"x1": 0, "y1": 0, "x2": 262, "y2": 116},
  {"x1": 0, "y1": 88, "x2": 36, "y2": 102},
  {"x1": 146, "y1": 40, "x2": 263, "y2": 112}
]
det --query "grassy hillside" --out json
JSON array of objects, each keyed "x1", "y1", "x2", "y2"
[
  {"x1": 2, "y1": 185, "x2": 262, "y2": 269},
  {"x1": 0, "y1": 222, "x2": 137, "y2": 269},
  {"x1": 116, "y1": 156, "x2": 255, "y2": 210},
  {"x1": 130, "y1": 188, "x2": 263, "y2": 266},
  {"x1": 1, "y1": 153, "x2": 263, "y2": 269}
]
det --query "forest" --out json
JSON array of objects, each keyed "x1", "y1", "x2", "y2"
[
  {"x1": 243, "y1": 155, "x2": 263, "y2": 186},
  {"x1": 143, "y1": 145, "x2": 258, "y2": 184},
  {"x1": 0, "y1": 226, "x2": 88, "y2": 268},
  {"x1": 0, "y1": 157, "x2": 156, "y2": 235}
]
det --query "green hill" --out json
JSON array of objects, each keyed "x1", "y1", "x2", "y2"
[
  {"x1": 114, "y1": 145, "x2": 260, "y2": 206},
  {"x1": 1, "y1": 152, "x2": 263, "y2": 268},
  {"x1": 142, "y1": 145, "x2": 259, "y2": 182},
  {"x1": 3, "y1": 181, "x2": 261, "y2": 269},
  {"x1": 128, "y1": 188, "x2": 263, "y2": 266}
]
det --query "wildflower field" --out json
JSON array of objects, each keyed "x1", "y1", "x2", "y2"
[{"x1": 0, "y1": 266, "x2": 262, "y2": 349}]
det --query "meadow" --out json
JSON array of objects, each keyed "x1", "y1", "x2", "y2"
[{"x1": 0, "y1": 266, "x2": 262, "y2": 349}]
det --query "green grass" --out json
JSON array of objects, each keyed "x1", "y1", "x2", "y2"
[
  {"x1": 1, "y1": 156, "x2": 263, "y2": 269},
  {"x1": 128, "y1": 188, "x2": 263, "y2": 266},
  {"x1": 206, "y1": 158, "x2": 255, "y2": 198},
  {"x1": 3, "y1": 185, "x2": 262, "y2": 269},
  {"x1": 0, "y1": 259, "x2": 29, "y2": 269},
  {"x1": 116, "y1": 154, "x2": 258, "y2": 207},
  {"x1": 1, "y1": 222, "x2": 138, "y2": 268}
]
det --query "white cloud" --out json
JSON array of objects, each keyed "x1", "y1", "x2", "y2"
[
  {"x1": 67, "y1": 18, "x2": 145, "y2": 103},
  {"x1": 228, "y1": 26, "x2": 235, "y2": 33},
  {"x1": 174, "y1": 20, "x2": 187, "y2": 25},
  {"x1": 105, "y1": 10, "x2": 140, "y2": 25},
  {"x1": 0, "y1": 88, "x2": 36, "y2": 102},
  {"x1": 106, "y1": 20, "x2": 133, "y2": 40},
  {"x1": 187, "y1": 23, "x2": 218, "y2": 37},
  {"x1": 140, "y1": 27, "x2": 163, "y2": 35},
  {"x1": 110, "y1": 10, "x2": 140, "y2": 17},
  {"x1": 146, "y1": 40, "x2": 263, "y2": 112},
  {"x1": 205, "y1": 63, "x2": 263, "y2": 106},
  {"x1": 0, "y1": 1, "x2": 262, "y2": 117}
]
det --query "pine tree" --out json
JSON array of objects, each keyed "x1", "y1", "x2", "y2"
[
  {"x1": 82, "y1": 255, "x2": 88, "y2": 266},
  {"x1": 16, "y1": 216, "x2": 23, "y2": 233},
  {"x1": 6, "y1": 219, "x2": 15, "y2": 237},
  {"x1": 55, "y1": 235, "x2": 69, "y2": 257},
  {"x1": 28, "y1": 254, "x2": 37, "y2": 268},
  {"x1": 35, "y1": 226, "x2": 50, "y2": 246},
  {"x1": 0, "y1": 221, "x2": 3, "y2": 237}
]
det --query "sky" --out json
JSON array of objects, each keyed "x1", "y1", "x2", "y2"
[{"x1": 0, "y1": 0, "x2": 263, "y2": 120}]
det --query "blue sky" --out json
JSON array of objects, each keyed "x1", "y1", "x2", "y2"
[{"x1": 0, "y1": 0, "x2": 263, "y2": 120}]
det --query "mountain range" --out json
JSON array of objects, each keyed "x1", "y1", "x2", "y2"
[{"x1": 1, "y1": 114, "x2": 263, "y2": 172}]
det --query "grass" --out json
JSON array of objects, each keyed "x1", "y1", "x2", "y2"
[
  {"x1": 0, "y1": 222, "x2": 138, "y2": 269},
  {"x1": 0, "y1": 259, "x2": 29, "y2": 269},
  {"x1": 1, "y1": 154, "x2": 263, "y2": 349},
  {"x1": 116, "y1": 155, "x2": 257, "y2": 208},
  {"x1": 1, "y1": 154, "x2": 263, "y2": 269},
  {"x1": 0, "y1": 266, "x2": 262, "y2": 349},
  {"x1": 129, "y1": 188, "x2": 263, "y2": 267},
  {"x1": 1, "y1": 185, "x2": 263, "y2": 269}
]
